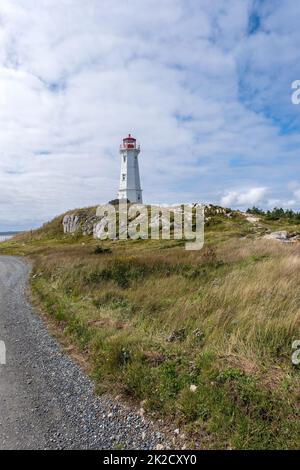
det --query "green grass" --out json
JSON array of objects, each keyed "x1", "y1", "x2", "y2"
[{"x1": 0, "y1": 207, "x2": 299, "y2": 449}]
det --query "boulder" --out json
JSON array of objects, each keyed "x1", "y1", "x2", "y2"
[
  {"x1": 63, "y1": 213, "x2": 102, "y2": 236},
  {"x1": 94, "y1": 217, "x2": 110, "y2": 239},
  {"x1": 62, "y1": 214, "x2": 80, "y2": 234},
  {"x1": 246, "y1": 215, "x2": 260, "y2": 223},
  {"x1": 82, "y1": 216, "x2": 101, "y2": 236},
  {"x1": 167, "y1": 328, "x2": 186, "y2": 342},
  {"x1": 263, "y1": 231, "x2": 299, "y2": 243}
]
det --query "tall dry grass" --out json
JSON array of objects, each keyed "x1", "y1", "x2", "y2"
[
  {"x1": 31, "y1": 238, "x2": 300, "y2": 364},
  {"x1": 3, "y1": 233, "x2": 299, "y2": 449}
]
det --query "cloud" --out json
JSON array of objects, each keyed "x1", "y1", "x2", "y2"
[
  {"x1": 0, "y1": 1, "x2": 300, "y2": 229},
  {"x1": 293, "y1": 189, "x2": 300, "y2": 200},
  {"x1": 221, "y1": 187, "x2": 267, "y2": 208}
]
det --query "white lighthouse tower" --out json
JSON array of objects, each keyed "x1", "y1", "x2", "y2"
[{"x1": 118, "y1": 134, "x2": 143, "y2": 203}]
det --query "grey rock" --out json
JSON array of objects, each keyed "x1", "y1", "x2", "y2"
[
  {"x1": 263, "y1": 231, "x2": 300, "y2": 243},
  {"x1": 62, "y1": 214, "x2": 80, "y2": 234},
  {"x1": 167, "y1": 328, "x2": 186, "y2": 342}
]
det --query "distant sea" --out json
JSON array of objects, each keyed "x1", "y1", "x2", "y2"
[{"x1": 0, "y1": 232, "x2": 20, "y2": 242}]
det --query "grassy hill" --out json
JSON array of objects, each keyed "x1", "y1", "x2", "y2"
[{"x1": 1, "y1": 205, "x2": 299, "y2": 449}]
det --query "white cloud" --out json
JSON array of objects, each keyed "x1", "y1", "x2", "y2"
[{"x1": 221, "y1": 187, "x2": 267, "y2": 208}]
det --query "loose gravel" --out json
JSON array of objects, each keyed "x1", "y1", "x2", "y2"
[{"x1": 0, "y1": 256, "x2": 169, "y2": 450}]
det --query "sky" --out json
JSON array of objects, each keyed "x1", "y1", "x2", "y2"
[{"x1": 1, "y1": 0, "x2": 300, "y2": 230}]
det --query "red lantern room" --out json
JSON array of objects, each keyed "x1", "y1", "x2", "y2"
[{"x1": 122, "y1": 133, "x2": 136, "y2": 149}]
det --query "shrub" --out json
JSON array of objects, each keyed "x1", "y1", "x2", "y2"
[{"x1": 93, "y1": 245, "x2": 112, "y2": 255}]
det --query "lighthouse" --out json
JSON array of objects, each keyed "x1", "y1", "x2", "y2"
[{"x1": 118, "y1": 134, "x2": 143, "y2": 203}]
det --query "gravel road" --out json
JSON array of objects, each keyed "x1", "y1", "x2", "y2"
[{"x1": 0, "y1": 256, "x2": 167, "y2": 450}]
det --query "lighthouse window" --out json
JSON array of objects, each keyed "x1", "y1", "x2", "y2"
[
  {"x1": 122, "y1": 174, "x2": 126, "y2": 181},
  {"x1": 123, "y1": 155, "x2": 126, "y2": 162}
]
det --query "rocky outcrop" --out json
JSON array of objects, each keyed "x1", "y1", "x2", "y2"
[
  {"x1": 63, "y1": 213, "x2": 102, "y2": 236},
  {"x1": 245, "y1": 215, "x2": 260, "y2": 223},
  {"x1": 62, "y1": 203, "x2": 233, "y2": 239},
  {"x1": 94, "y1": 217, "x2": 112, "y2": 239},
  {"x1": 62, "y1": 214, "x2": 80, "y2": 234},
  {"x1": 204, "y1": 204, "x2": 230, "y2": 216},
  {"x1": 263, "y1": 231, "x2": 300, "y2": 243},
  {"x1": 82, "y1": 216, "x2": 102, "y2": 236}
]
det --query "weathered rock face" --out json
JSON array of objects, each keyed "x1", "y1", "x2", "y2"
[
  {"x1": 245, "y1": 215, "x2": 260, "y2": 223},
  {"x1": 63, "y1": 214, "x2": 80, "y2": 234},
  {"x1": 204, "y1": 204, "x2": 230, "y2": 216},
  {"x1": 63, "y1": 213, "x2": 102, "y2": 236},
  {"x1": 264, "y1": 231, "x2": 289, "y2": 241},
  {"x1": 93, "y1": 217, "x2": 111, "y2": 239},
  {"x1": 82, "y1": 216, "x2": 102, "y2": 236},
  {"x1": 263, "y1": 231, "x2": 300, "y2": 243},
  {"x1": 62, "y1": 203, "x2": 231, "y2": 239}
]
